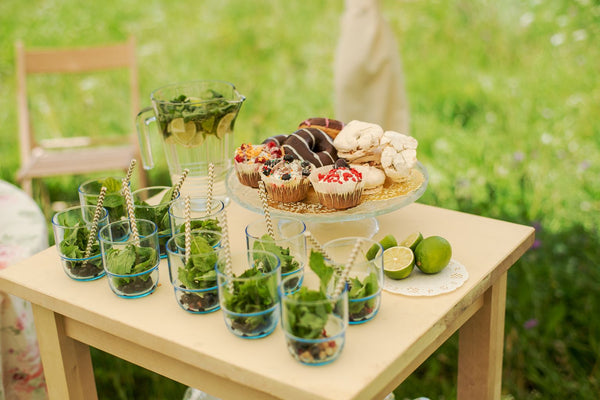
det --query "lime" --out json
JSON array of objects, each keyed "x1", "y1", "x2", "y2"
[
  {"x1": 383, "y1": 246, "x2": 414, "y2": 279},
  {"x1": 169, "y1": 117, "x2": 202, "y2": 147},
  {"x1": 414, "y1": 236, "x2": 452, "y2": 274},
  {"x1": 366, "y1": 234, "x2": 397, "y2": 260},
  {"x1": 400, "y1": 231, "x2": 423, "y2": 251},
  {"x1": 216, "y1": 112, "x2": 236, "y2": 139}
]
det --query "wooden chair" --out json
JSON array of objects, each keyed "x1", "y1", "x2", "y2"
[{"x1": 15, "y1": 36, "x2": 148, "y2": 196}]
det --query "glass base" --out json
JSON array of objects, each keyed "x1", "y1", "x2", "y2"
[{"x1": 305, "y1": 217, "x2": 379, "y2": 244}]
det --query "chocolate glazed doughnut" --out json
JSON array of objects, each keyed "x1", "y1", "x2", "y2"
[
  {"x1": 262, "y1": 134, "x2": 288, "y2": 147},
  {"x1": 298, "y1": 117, "x2": 345, "y2": 139},
  {"x1": 282, "y1": 128, "x2": 338, "y2": 167}
]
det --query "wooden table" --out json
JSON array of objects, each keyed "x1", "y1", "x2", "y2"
[{"x1": 0, "y1": 202, "x2": 534, "y2": 400}]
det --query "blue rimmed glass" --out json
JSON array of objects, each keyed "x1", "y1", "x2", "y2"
[
  {"x1": 322, "y1": 237, "x2": 384, "y2": 325},
  {"x1": 168, "y1": 197, "x2": 225, "y2": 239},
  {"x1": 279, "y1": 273, "x2": 348, "y2": 366},
  {"x1": 166, "y1": 230, "x2": 222, "y2": 314},
  {"x1": 98, "y1": 219, "x2": 160, "y2": 298},
  {"x1": 78, "y1": 177, "x2": 127, "y2": 222},
  {"x1": 133, "y1": 185, "x2": 179, "y2": 258},
  {"x1": 52, "y1": 205, "x2": 109, "y2": 281},
  {"x1": 245, "y1": 217, "x2": 306, "y2": 294},
  {"x1": 215, "y1": 250, "x2": 281, "y2": 339}
]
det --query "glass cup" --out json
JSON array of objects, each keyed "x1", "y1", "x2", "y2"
[
  {"x1": 168, "y1": 197, "x2": 225, "y2": 237},
  {"x1": 78, "y1": 176, "x2": 126, "y2": 222},
  {"x1": 166, "y1": 230, "x2": 222, "y2": 314},
  {"x1": 133, "y1": 185, "x2": 179, "y2": 258},
  {"x1": 322, "y1": 237, "x2": 384, "y2": 325},
  {"x1": 136, "y1": 80, "x2": 246, "y2": 204},
  {"x1": 215, "y1": 250, "x2": 281, "y2": 339},
  {"x1": 52, "y1": 205, "x2": 109, "y2": 281},
  {"x1": 98, "y1": 219, "x2": 160, "y2": 298},
  {"x1": 245, "y1": 217, "x2": 306, "y2": 294},
  {"x1": 279, "y1": 273, "x2": 348, "y2": 366}
]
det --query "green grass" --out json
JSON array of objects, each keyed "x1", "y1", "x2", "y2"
[{"x1": 1, "y1": 0, "x2": 599, "y2": 399}]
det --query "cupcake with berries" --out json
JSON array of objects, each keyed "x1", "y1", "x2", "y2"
[
  {"x1": 310, "y1": 159, "x2": 364, "y2": 210},
  {"x1": 234, "y1": 142, "x2": 283, "y2": 188},
  {"x1": 260, "y1": 154, "x2": 312, "y2": 203}
]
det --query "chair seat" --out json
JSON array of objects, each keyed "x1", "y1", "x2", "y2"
[{"x1": 17, "y1": 145, "x2": 138, "y2": 181}]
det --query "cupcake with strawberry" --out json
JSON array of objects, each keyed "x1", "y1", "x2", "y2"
[
  {"x1": 310, "y1": 159, "x2": 364, "y2": 210},
  {"x1": 234, "y1": 142, "x2": 283, "y2": 187},
  {"x1": 260, "y1": 154, "x2": 312, "y2": 203}
]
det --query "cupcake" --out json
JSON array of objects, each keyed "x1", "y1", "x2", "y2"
[
  {"x1": 260, "y1": 154, "x2": 312, "y2": 203},
  {"x1": 310, "y1": 159, "x2": 364, "y2": 210},
  {"x1": 234, "y1": 142, "x2": 283, "y2": 187}
]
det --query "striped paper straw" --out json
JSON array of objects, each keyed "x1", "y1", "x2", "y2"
[
  {"x1": 83, "y1": 186, "x2": 107, "y2": 263},
  {"x1": 332, "y1": 238, "x2": 363, "y2": 298},
  {"x1": 124, "y1": 159, "x2": 137, "y2": 184},
  {"x1": 122, "y1": 178, "x2": 140, "y2": 246},
  {"x1": 172, "y1": 168, "x2": 190, "y2": 200},
  {"x1": 258, "y1": 180, "x2": 275, "y2": 238},
  {"x1": 218, "y1": 211, "x2": 234, "y2": 293},
  {"x1": 184, "y1": 195, "x2": 192, "y2": 263},
  {"x1": 205, "y1": 163, "x2": 215, "y2": 216}
]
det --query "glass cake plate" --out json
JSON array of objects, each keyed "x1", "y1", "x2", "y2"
[{"x1": 226, "y1": 162, "x2": 429, "y2": 242}]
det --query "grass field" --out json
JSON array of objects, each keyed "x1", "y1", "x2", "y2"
[{"x1": 1, "y1": 0, "x2": 599, "y2": 399}]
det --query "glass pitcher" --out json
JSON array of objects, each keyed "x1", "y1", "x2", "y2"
[{"x1": 136, "y1": 80, "x2": 245, "y2": 204}]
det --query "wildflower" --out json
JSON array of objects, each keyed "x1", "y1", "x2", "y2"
[
  {"x1": 578, "y1": 160, "x2": 590, "y2": 172},
  {"x1": 550, "y1": 33, "x2": 565, "y2": 46},
  {"x1": 573, "y1": 29, "x2": 588, "y2": 41},
  {"x1": 524, "y1": 318, "x2": 539, "y2": 329},
  {"x1": 513, "y1": 151, "x2": 525, "y2": 162}
]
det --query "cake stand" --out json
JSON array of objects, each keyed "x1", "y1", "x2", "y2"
[{"x1": 226, "y1": 162, "x2": 429, "y2": 243}]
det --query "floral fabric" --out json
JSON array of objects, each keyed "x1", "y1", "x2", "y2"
[{"x1": 0, "y1": 181, "x2": 47, "y2": 399}]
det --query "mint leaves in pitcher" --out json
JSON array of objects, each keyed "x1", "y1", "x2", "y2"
[{"x1": 157, "y1": 91, "x2": 241, "y2": 148}]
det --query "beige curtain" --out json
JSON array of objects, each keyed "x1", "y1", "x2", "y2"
[{"x1": 334, "y1": 0, "x2": 410, "y2": 134}]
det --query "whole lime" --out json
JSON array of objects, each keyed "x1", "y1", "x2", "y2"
[{"x1": 414, "y1": 236, "x2": 452, "y2": 274}]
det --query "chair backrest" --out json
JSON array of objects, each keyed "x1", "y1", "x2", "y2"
[{"x1": 15, "y1": 37, "x2": 140, "y2": 166}]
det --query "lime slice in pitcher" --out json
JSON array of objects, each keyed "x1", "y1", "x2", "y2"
[
  {"x1": 216, "y1": 113, "x2": 236, "y2": 139},
  {"x1": 169, "y1": 118, "x2": 202, "y2": 147}
]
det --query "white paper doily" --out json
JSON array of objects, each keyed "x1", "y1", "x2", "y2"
[{"x1": 383, "y1": 259, "x2": 469, "y2": 296}]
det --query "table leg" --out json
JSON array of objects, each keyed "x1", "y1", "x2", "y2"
[
  {"x1": 457, "y1": 272, "x2": 507, "y2": 400},
  {"x1": 31, "y1": 304, "x2": 98, "y2": 400}
]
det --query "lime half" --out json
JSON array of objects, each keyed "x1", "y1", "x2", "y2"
[
  {"x1": 366, "y1": 234, "x2": 397, "y2": 260},
  {"x1": 383, "y1": 246, "x2": 414, "y2": 280},
  {"x1": 400, "y1": 231, "x2": 423, "y2": 251}
]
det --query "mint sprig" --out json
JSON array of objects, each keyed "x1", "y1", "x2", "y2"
[
  {"x1": 178, "y1": 235, "x2": 218, "y2": 290},
  {"x1": 252, "y1": 234, "x2": 300, "y2": 274},
  {"x1": 284, "y1": 251, "x2": 336, "y2": 339}
]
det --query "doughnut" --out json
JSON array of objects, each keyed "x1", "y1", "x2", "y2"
[
  {"x1": 281, "y1": 128, "x2": 338, "y2": 168},
  {"x1": 298, "y1": 117, "x2": 345, "y2": 139},
  {"x1": 262, "y1": 134, "x2": 288, "y2": 147}
]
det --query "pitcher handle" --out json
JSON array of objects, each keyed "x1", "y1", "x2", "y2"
[{"x1": 136, "y1": 106, "x2": 156, "y2": 170}]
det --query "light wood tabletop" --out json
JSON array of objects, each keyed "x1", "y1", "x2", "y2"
[{"x1": 0, "y1": 201, "x2": 534, "y2": 400}]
